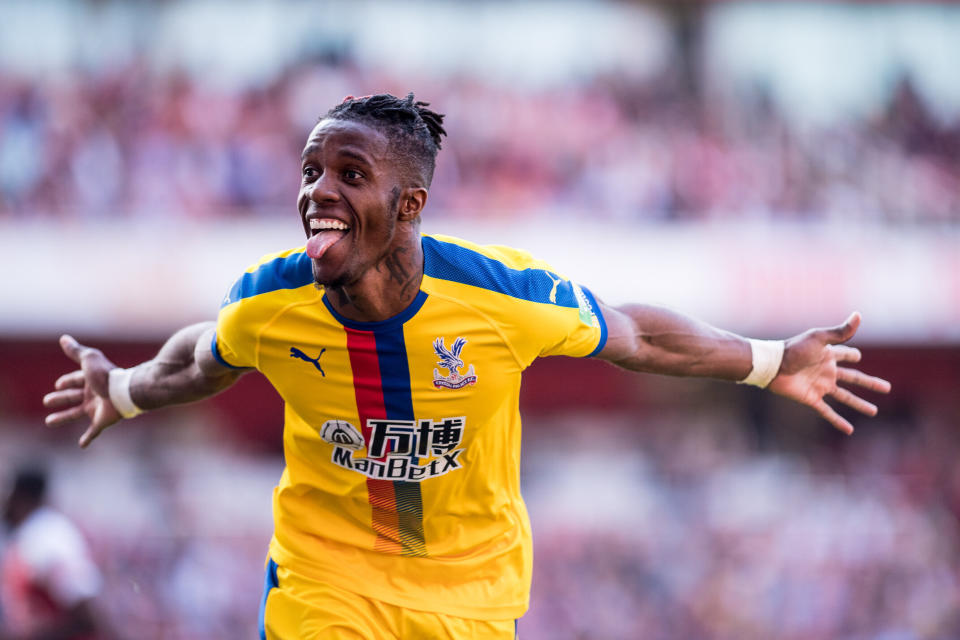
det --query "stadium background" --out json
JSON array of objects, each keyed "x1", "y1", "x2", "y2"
[{"x1": 1, "y1": 0, "x2": 958, "y2": 637}]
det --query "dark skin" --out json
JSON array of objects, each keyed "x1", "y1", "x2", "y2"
[
  {"x1": 298, "y1": 119, "x2": 427, "y2": 322},
  {"x1": 43, "y1": 116, "x2": 890, "y2": 447}
]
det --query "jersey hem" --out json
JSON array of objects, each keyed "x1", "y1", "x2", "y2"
[{"x1": 267, "y1": 540, "x2": 529, "y2": 621}]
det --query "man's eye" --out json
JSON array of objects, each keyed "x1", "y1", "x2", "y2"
[
  {"x1": 303, "y1": 167, "x2": 318, "y2": 178},
  {"x1": 343, "y1": 169, "x2": 363, "y2": 181}
]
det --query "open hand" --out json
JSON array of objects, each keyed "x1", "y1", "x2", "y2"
[
  {"x1": 768, "y1": 312, "x2": 891, "y2": 434},
  {"x1": 43, "y1": 335, "x2": 122, "y2": 448}
]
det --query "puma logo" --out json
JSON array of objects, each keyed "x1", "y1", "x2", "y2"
[
  {"x1": 546, "y1": 272, "x2": 563, "y2": 304},
  {"x1": 290, "y1": 347, "x2": 326, "y2": 377}
]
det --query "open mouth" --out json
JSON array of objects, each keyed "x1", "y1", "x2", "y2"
[{"x1": 306, "y1": 217, "x2": 351, "y2": 259}]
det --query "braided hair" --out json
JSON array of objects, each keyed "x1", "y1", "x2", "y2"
[{"x1": 323, "y1": 92, "x2": 447, "y2": 187}]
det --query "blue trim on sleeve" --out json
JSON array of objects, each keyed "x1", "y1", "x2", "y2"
[
  {"x1": 423, "y1": 236, "x2": 579, "y2": 307},
  {"x1": 258, "y1": 557, "x2": 279, "y2": 640},
  {"x1": 222, "y1": 251, "x2": 314, "y2": 307},
  {"x1": 210, "y1": 331, "x2": 246, "y2": 370},
  {"x1": 581, "y1": 286, "x2": 608, "y2": 358}
]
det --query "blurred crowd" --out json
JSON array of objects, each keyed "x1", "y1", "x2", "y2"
[
  {"x1": 3, "y1": 395, "x2": 958, "y2": 639},
  {"x1": 523, "y1": 406, "x2": 960, "y2": 640},
  {"x1": 1, "y1": 58, "x2": 958, "y2": 224}
]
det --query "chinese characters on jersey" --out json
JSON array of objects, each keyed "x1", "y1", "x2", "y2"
[{"x1": 329, "y1": 417, "x2": 466, "y2": 482}]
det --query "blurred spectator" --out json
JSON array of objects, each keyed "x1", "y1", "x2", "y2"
[
  {"x1": 1, "y1": 61, "x2": 957, "y2": 224},
  {"x1": 0, "y1": 466, "x2": 106, "y2": 640}
]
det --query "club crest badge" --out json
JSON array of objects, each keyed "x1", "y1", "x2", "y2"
[
  {"x1": 319, "y1": 419, "x2": 365, "y2": 450},
  {"x1": 432, "y1": 337, "x2": 478, "y2": 390}
]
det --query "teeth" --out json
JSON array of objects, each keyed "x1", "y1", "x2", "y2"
[{"x1": 309, "y1": 218, "x2": 350, "y2": 231}]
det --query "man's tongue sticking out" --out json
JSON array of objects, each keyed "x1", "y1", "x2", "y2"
[{"x1": 306, "y1": 230, "x2": 346, "y2": 260}]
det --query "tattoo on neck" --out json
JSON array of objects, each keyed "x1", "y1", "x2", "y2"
[
  {"x1": 383, "y1": 246, "x2": 409, "y2": 282},
  {"x1": 381, "y1": 245, "x2": 419, "y2": 297},
  {"x1": 330, "y1": 287, "x2": 350, "y2": 309}
]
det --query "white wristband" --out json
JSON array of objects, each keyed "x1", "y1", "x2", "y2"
[
  {"x1": 739, "y1": 339, "x2": 785, "y2": 388},
  {"x1": 108, "y1": 367, "x2": 144, "y2": 419}
]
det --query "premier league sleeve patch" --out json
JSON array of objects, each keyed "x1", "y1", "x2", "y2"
[{"x1": 572, "y1": 283, "x2": 599, "y2": 327}]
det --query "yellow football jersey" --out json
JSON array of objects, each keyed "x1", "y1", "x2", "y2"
[{"x1": 215, "y1": 233, "x2": 607, "y2": 620}]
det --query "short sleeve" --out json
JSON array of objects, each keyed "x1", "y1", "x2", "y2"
[
  {"x1": 212, "y1": 247, "x2": 315, "y2": 371},
  {"x1": 483, "y1": 249, "x2": 608, "y2": 361},
  {"x1": 420, "y1": 235, "x2": 608, "y2": 368},
  {"x1": 535, "y1": 282, "x2": 607, "y2": 359},
  {"x1": 214, "y1": 297, "x2": 256, "y2": 369}
]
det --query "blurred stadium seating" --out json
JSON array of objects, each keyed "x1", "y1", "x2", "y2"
[
  {"x1": 1, "y1": 1, "x2": 959, "y2": 638},
  {"x1": 1, "y1": 10, "x2": 957, "y2": 223}
]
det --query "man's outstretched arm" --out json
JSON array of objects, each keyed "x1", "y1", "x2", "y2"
[
  {"x1": 597, "y1": 303, "x2": 891, "y2": 435},
  {"x1": 43, "y1": 322, "x2": 249, "y2": 448}
]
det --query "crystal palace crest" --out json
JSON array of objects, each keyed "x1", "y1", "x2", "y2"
[{"x1": 432, "y1": 337, "x2": 478, "y2": 390}]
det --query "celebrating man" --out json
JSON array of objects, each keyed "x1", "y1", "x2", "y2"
[{"x1": 43, "y1": 94, "x2": 891, "y2": 639}]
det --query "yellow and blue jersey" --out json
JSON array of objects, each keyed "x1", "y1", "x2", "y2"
[{"x1": 214, "y1": 233, "x2": 607, "y2": 620}]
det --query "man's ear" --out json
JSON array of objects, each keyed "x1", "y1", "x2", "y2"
[{"x1": 398, "y1": 187, "x2": 428, "y2": 222}]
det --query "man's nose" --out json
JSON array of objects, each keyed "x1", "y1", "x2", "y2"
[{"x1": 308, "y1": 172, "x2": 340, "y2": 204}]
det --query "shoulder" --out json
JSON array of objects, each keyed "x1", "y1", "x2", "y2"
[
  {"x1": 422, "y1": 233, "x2": 577, "y2": 308},
  {"x1": 221, "y1": 246, "x2": 314, "y2": 308},
  {"x1": 18, "y1": 507, "x2": 78, "y2": 538},
  {"x1": 423, "y1": 234, "x2": 544, "y2": 271}
]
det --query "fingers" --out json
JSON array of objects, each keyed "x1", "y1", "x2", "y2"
[
  {"x1": 45, "y1": 405, "x2": 87, "y2": 428},
  {"x1": 60, "y1": 335, "x2": 106, "y2": 370},
  {"x1": 825, "y1": 311, "x2": 861, "y2": 345},
  {"x1": 55, "y1": 370, "x2": 86, "y2": 390},
  {"x1": 59, "y1": 334, "x2": 85, "y2": 364},
  {"x1": 837, "y1": 367, "x2": 892, "y2": 394},
  {"x1": 829, "y1": 345, "x2": 861, "y2": 363},
  {"x1": 79, "y1": 424, "x2": 106, "y2": 449},
  {"x1": 812, "y1": 399, "x2": 854, "y2": 435},
  {"x1": 829, "y1": 386, "x2": 878, "y2": 417},
  {"x1": 43, "y1": 388, "x2": 83, "y2": 410}
]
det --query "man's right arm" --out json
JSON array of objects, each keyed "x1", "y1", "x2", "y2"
[{"x1": 43, "y1": 322, "x2": 250, "y2": 448}]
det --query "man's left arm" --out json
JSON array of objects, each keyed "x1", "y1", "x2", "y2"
[{"x1": 597, "y1": 303, "x2": 891, "y2": 434}]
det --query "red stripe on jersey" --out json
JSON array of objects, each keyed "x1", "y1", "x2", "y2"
[{"x1": 345, "y1": 327, "x2": 402, "y2": 555}]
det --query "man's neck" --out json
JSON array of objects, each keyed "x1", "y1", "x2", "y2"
[{"x1": 326, "y1": 238, "x2": 424, "y2": 323}]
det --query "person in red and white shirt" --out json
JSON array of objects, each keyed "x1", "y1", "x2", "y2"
[{"x1": 1, "y1": 468, "x2": 103, "y2": 640}]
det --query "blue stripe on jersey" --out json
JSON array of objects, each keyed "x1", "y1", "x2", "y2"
[
  {"x1": 423, "y1": 236, "x2": 579, "y2": 307},
  {"x1": 258, "y1": 557, "x2": 279, "y2": 640},
  {"x1": 373, "y1": 326, "x2": 416, "y2": 422},
  {"x1": 210, "y1": 331, "x2": 247, "y2": 369},
  {"x1": 222, "y1": 251, "x2": 313, "y2": 307},
  {"x1": 372, "y1": 322, "x2": 427, "y2": 556}
]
